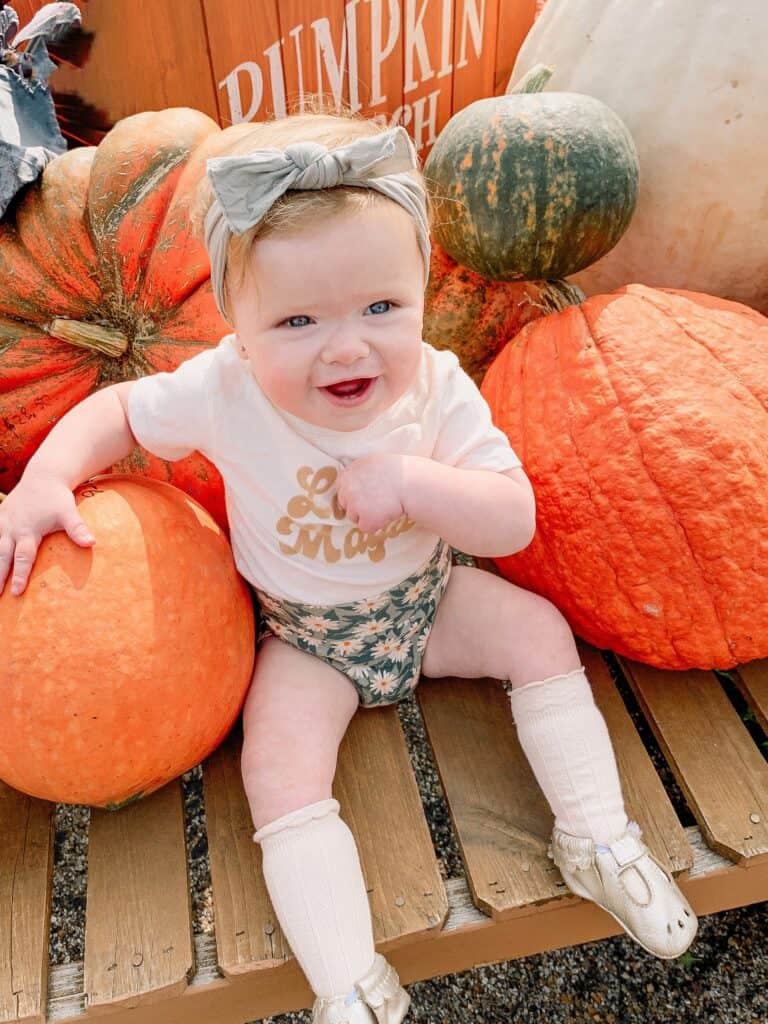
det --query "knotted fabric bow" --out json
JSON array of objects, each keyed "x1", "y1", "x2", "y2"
[{"x1": 204, "y1": 126, "x2": 431, "y2": 321}]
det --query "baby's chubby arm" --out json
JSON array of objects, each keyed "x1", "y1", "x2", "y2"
[
  {"x1": 335, "y1": 454, "x2": 536, "y2": 557},
  {"x1": 403, "y1": 458, "x2": 535, "y2": 555},
  {"x1": 0, "y1": 381, "x2": 137, "y2": 596}
]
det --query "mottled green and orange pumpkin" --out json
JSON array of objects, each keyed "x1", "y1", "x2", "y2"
[
  {"x1": 425, "y1": 66, "x2": 639, "y2": 282},
  {"x1": 481, "y1": 285, "x2": 768, "y2": 670}
]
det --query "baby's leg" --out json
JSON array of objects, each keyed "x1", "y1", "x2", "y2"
[
  {"x1": 421, "y1": 564, "x2": 628, "y2": 843},
  {"x1": 241, "y1": 637, "x2": 410, "y2": 1022},
  {"x1": 422, "y1": 567, "x2": 697, "y2": 959},
  {"x1": 241, "y1": 636, "x2": 359, "y2": 829}
]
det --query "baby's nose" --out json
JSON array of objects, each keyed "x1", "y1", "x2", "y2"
[{"x1": 320, "y1": 328, "x2": 370, "y2": 364}]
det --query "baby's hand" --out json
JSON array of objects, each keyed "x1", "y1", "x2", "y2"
[
  {"x1": 335, "y1": 454, "x2": 407, "y2": 533},
  {"x1": 0, "y1": 473, "x2": 95, "y2": 596}
]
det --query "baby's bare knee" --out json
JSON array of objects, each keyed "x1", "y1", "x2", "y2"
[
  {"x1": 528, "y1": 593, "x2": 574, "y2": 644},
  {"x1": 507, "y1": 593, "x2": 580, "y2": 687}
]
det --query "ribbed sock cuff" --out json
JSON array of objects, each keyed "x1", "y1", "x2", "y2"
[{"x1": 253, "y1": 798, "x2": 340, "y2": 844}]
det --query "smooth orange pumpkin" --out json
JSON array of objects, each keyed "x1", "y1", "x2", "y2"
[
  {"x1": 0, "y1": 476, "x2": 255, "y2": 807},
  {"x1": 0, "y1": 107, "x2": 237, "y2": 526},
  {"x1": 481, "y1": 285, "x2": 768, "y2": 670}
]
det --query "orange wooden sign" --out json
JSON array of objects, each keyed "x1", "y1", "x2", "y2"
[{"x1": 23, "y1": 0, "x2": 536, "y2": 153}]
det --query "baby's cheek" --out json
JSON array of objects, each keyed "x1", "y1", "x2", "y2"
[{"x1": 251, "y1": 356, "x2": 303, "y2": 411}]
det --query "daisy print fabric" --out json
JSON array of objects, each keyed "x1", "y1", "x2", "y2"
[{"x1": 255, "y1": 541, "x2": 454, "y2": 707}]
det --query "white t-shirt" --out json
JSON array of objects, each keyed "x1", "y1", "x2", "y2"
[{"x1": 127, "y1": 335, "x2": 522, "y2": 603}]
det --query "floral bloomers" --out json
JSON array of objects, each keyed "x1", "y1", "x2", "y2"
[{"x1": 255, "y1": 541, "x2": 455, "y2": 707}]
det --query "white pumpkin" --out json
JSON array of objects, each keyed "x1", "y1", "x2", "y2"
[{"x1": 509, "y1": 0, "x2": 768, "y2": 312}]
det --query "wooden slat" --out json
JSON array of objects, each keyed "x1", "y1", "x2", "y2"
[
  {"x1": 203, "y1": 708, "x2": 447, "y2": 978},
  {"x1": 202, "y1": 722, "x2": 291, "y2": 976},
  {"x1": 84, "y1": 781, "x2": 194, "y2": 1011},
  {"x1": 334, "y1": 704, "x2": 448, "y2": 946},
  {"x1": 622, "y1": 659, "x2": 768, "y2": 865},
  {"x1": 0, "y1": 784, "x2": 53, "y2": 1024},
  {"x1": 582, "y1": 646, "x2": 692, "y2": 873},
  {"x1": 417, "y1": 643, "x2": 692, "y2": 920},
  {"x1": 418, "y1": 674, "x2": 556, "y2": 918},
  {"x1": 733, "y1": 658, "x2": 768, "y2": 734}
]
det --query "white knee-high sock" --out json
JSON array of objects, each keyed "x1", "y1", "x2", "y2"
[
  {"x1": 253, "y1": 798, "x2": 376, "y2": 999},
  {"x1": 509, "y1": 666, "x2": 629, "y2": 845}
]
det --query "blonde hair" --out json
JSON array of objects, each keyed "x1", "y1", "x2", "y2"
[{"x1": 191, "y1": 96, "x2": 431, "y2": 319}]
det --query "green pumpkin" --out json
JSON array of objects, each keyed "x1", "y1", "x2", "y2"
[{"x1": 424, "y1": 66, "x2": 639, "y2": 282}]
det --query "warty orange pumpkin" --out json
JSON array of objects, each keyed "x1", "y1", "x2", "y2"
[
  {"x1": 0, "y1": 476, "x2": 255, "y2": 808},
  {"x1": 481, "y1": 284, "x2": 768, "y2": 670}
]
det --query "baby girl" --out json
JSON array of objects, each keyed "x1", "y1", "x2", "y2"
[{"x1": 0, "y1": 109, "x2": 697, "y2": 1023}]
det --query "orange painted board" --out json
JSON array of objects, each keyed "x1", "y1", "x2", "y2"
[
  {"x1": 352, "y1": 0, "x2": 405, "y2": 122},
  {"x1": 399, "y1": 0, "x2": 455, "y2": 154},
  {"x1": 202, "y1": 0, "x2": 284, "y2": 125},
  {"x1": 277, "y1": 2, "x2": 349, "y2": 115},
  {"x1": 451, "y1": 0, "x2": 500, "y2": 115},
  {"x1": 494, "y1": 0, "x2": 537, "y2": 94},
  {"x1": 9, "y1": 0, "x2": 35, "y2": 21},
  {"x1": 47, "y1": 0, "x2": 219, "y2": 128}
]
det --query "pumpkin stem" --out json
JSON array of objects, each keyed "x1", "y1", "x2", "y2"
[
  {"x1": 507, "y1": 64, "x2": 554, "y2": 95},
  {"x1": 529, "y1": 279, "x2": 587, "y2": 314},
  {"x1": 47, "y1": 317, "x2": 130, "y2": 358}
]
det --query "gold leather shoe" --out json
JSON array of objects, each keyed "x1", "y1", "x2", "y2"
[
  {"x1": 311, "y1": 953, "x2": 411, "y2": 1024},
  {"x1": 549, "y1": 820, "x2": 698, "y2": 959}
]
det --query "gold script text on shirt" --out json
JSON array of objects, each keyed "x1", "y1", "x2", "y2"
[{"x1": 276, "y1": 465, "x2": 413, "y2": 564}]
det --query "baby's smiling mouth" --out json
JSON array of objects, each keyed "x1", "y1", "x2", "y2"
[
  {"x1": 325, "y1": 378, "x2": 370, "y2": 396},
  {"x1": 320, "y1": 377, "x2": 378, "y2": 403}
]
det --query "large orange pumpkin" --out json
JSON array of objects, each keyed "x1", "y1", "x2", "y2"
[
  {"x1": 0, "y1": 108, "x2": 237, "y2": 526},
  {"x1": 481, "y1": 284, "x2": 768, "y2": 670},
  {"x1": 0, "y1": 476, "x2": 255, "y2": 807}
]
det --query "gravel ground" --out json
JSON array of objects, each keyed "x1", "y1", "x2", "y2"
[{"x1": 50, "y1": 654, "x2": 768, "y2": 1024}]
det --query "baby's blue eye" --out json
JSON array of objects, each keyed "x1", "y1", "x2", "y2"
[
  {"x1": 283, "y1": 315, "x2": 313, "y2": 328},
  {"x1": 366, "y1": 300, "x2": 393, "y2": 315}
]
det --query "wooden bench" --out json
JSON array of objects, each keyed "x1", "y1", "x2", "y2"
[{"x1": 3, "y1": 643, "x2": 768, "y2": 1024}]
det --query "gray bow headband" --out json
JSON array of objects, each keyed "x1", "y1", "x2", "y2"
[{"x1": 203, "y1": 126, "x2": 431, "y2": 321}]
